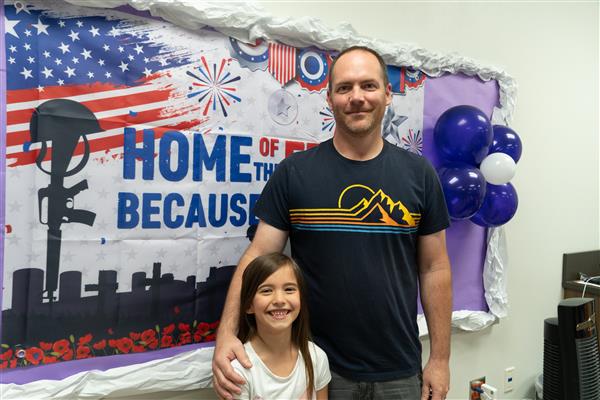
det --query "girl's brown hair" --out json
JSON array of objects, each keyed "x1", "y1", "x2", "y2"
[{"x1": 237, "y1": 253, "x2": 315, "y2": 396}]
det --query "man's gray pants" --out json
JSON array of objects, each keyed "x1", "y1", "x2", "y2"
[{"x1": 328, "y1": 371, "x2": 422, "y2": 400}]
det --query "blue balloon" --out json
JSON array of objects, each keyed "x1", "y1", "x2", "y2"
[
  {"x1": 438, "y1": 163, "x2": 487, "y2": 220},
  {"x1": 470, "y1": 183, "x2": 519, "y2": 227},
  {"x1": 491, "y1": 125, "x2": 523, "y2": 163},
  {"x1": 434, "y1": 105, "x2": 493, "y2": 165}
]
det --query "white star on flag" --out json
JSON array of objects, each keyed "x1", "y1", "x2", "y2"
[
  {"x1": 43, "y1": 50, "x2": 51, "y2": 58},
  {"x1": 32, "y1": 18, "x2": 49, "y2": 35},
  {"x1": 134, "y1": 44, "x2": 144, "y2": 54},
  {"x1": 41, "y1": 66, "x2": 54, "y2": 78},
  {"x1": 81, "y1": 48, "x2": 92, "y2": 59},
  {"x1": 64, "y1": 66, "x2": 76, "y2": 77},
  {"x1": 89, "y1": 25, "x2": 100, "y2": 37},
  {"x1": 19, "y1": 67, "x2": 33, "y2": 79},
  {"x1": 58, "y1": 42, "x2": 70, "y2": 53},
  {"x1": 5, "y1": 16, "x2": 20, "y2": 38},
  {"x1": 68, "y1": 30, "x2": 80, "y2": 41},
  {"x1": 118, "y1": 61, "x2": 129, "y2": 72}
]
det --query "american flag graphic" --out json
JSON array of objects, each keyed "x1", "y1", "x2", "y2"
[
  {"x1": 4, "y1": 6, "x2": 203, "y2": 167},
  {"x1": 268, "y1": 42, "x2": 296, "y2": 86}
]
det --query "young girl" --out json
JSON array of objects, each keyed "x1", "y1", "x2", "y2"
[{"x1": 231, "y1": 253, "x2": 330, "y2": 400}]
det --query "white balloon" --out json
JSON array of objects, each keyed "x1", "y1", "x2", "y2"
[{"x1": 480, "y1": 152, "x2": 516, "y2": 185}]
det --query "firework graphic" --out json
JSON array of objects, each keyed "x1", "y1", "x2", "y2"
[
  {"x1": 320, "y1": 106, "x2": 335, "y2": 132},
  {"x1": 187, "y1": 56, "x2": 241, "y2": 117},
  {"x1": 402, "y1": 129, "x2": 423, "y2": 155}
]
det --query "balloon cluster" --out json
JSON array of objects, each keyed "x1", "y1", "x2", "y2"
[{"x1": 434, "y1": 105, "x2": 522, "y2": 227}]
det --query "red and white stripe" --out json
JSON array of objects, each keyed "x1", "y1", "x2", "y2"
[
  {"x1": 6, "y1": 79, "x2": 205, "y2": 167},
  {"x1": 268, "y1": 43, "x2": 297, "y2": 87}
]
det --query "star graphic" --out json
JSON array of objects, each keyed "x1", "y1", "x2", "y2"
[
  {"x1": 159, "y1": 59, "x2": 168, "y2": 66},
  {"x1": 277, "y1": 97, "x2": 291, "y2": 117},
  {"x1": 127, "y1": 54, "x2": 134, "y2": 61},
  {"x1": 118, "y1": 45, "x2": 124, "y2": 53},
  {"x1": 98, "y1": 59, "x2": 105, "y2": 66},
  {"x1": 8, "y1": 57, "x2": 15, "y2": 64},
  {"x1": 8, "y1": 45, "x2": 17, "y2": 53},
  {"x1": 32, "y1": 18, "x2": 49, "y2": 35},
  {"x1": 81, "y1": 48, "x2": 92, "y2": 60},
  {"x1": 134, "y1": 44, "x2": 144, "y2": 54},
  {"x1": 89, "y1": 26, "x2": 100, "y2": 37},
  {"x1": 68, "y1": 30, "x2": 80, "y2": 42},
  {"x1": 7, "y1": 235, "x2": 21, "y2": 246},
  {"x1": 156, "y1": 249, "x2": 167, "y2": 259},
  {"x1": 143, "y1": 67, "x2": 152, "y2": 77},
  {"x1": 57, "y1": 78, "x2": 65, "y2": 85},
  {"x1": 23, "y1": 43, "x2": 31, "y2": 51},
  {"x1": 87, "y1": 71, "x2": 95, "y2": 79},
  {"x1": 143, "y1": 57, "x2": 150, "y2": 63},
  {"x1": 58, "y1": 42, "x2": 70, "y2": 54},
  {"x1": 64, "y1": 66, "x2": 76, "y2": 77},
  {"x1": 41, "y1": 66, "x2": 53, "y2": 78},
  {"x1": 27, "y1": 252, "x2": 40, "y2": 263},
  {"x1": 118, "y1": 61, "x2": 129, "y2": 72},
  {"x1": 54, "y1": 58, "x2": 62, "y2": 66},
  {"x1": 37, "y1": 85, "x2": 44, "y2": 92},
  {"x1": 42, "y1": 50, "x2": 51, "y2": 58},
  {"x1": 72, "y1": 57, "x2": 79, "y2": 64},
  {"x1": 24, "y1": 29, "x2": 32, "y2": 37},
  {"x1": 63, "y1": 252, "x2": 74, "y2": 263},
  {"x1": 27, "y1": 56, "x2": 35, "y2": 64},
  {"x1": 14, "y1": 2, "x2": 31, "y2": 14},
  {"x1": 58, "y1": 20, "x2": 66, "y2": 28},
  {"x1": 105, "y1": 71, "x2": 112, "y2": 79},
  {"x1": 19, "y1": 67, "x2": 33, "y2": 80},
  {"x1": 126, "y1": 248, "x2": 137, "y2": 260},
  {"x1": 76, "y1": 20, "x2": 84, "y2": 28},
  {"x1": 103, "y1": 44, "x2": 110, "y2": 51},
  {"x1": 4, "y1": 16, "x2": 20, "y2": 38}
]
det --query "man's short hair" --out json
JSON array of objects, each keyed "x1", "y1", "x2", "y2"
[{"x1": 327, "y1": 46, "x2": 389, "y2": 93}]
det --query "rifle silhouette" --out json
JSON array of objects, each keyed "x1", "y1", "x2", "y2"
[{"x1": 30, "y1": 99, "x2": 101, "y2": 302}]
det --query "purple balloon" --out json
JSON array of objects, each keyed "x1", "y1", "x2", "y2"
[
  {"x1": 438, "y1": 163, "x2": 487, "y2": 220},
  {"x1": 434, "y1": 105, "x2": 493, "y2": 165},
  {"x1": 470, "y1": 183, "x2": 519, "y2": 227},
  {"x1": 491, "y1": 125, "x2": 523, "y2": 162}
]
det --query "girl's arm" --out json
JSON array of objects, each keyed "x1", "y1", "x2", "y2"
[{"x1": 316, "y1": 385, "x2": 328, "y2": 400}]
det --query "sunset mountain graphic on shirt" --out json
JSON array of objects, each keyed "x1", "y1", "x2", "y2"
[{"x1": 289, "y1": 185, "x2": 421, "y2": 234}]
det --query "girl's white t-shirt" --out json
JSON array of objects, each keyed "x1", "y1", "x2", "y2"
[{"x1": 231, "y1": 341, "x2": 331, "y2": 400}]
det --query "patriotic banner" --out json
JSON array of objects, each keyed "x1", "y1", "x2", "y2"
[
  {"x1": 268, "y1": 42, "x2": 296, "y2": 86},
  {"x1": 0, "y1": 0, "x2": 500, "y2": 387}
]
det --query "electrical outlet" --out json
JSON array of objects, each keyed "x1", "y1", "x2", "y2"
[
  {"x1": 504, "y1": 366, "x2": 515, "y2": 393},
  {"x1": 469, "y1": 376, "x2": 486, "y2": 400}
]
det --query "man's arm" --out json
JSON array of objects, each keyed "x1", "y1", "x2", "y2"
[
  {"x1": 212, "y1": 221, "x2": 289, "y2": 400},
  {"x1": 418, "y1": 230, "x2": 452, "y2": 400}
]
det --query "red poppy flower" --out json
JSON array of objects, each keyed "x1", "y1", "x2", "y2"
[
  {"x1": 10, "y1": 359, "x2": 17, "y2": 368},
  {"x1": 132, "y1": 344, "x2": 145, "y2": 353},
  {"x1": 53, "y1": 339, "x2": 70, "y2": 355},
  {"x1": 116, "y1": 338, "x2": 133, "y2": 354},
  {"x1": 43, "y1": 355, "x2": 58, "y2": 364},
  {"x1": 108, "y1": 339, "x2": 118, "y2": 348},
  {"x1": 193, "y1": 330, "x2": 203, "y2": 342},
  {"x1": 78, "y1": 333, "x2": 93, "y2": 346},
  {"x1": 178, "y1": 323, "x2": 190, "y2": 332},
  {"x1": 0, "y1": 361, "x2": 8, "y2": 369},
  {"x1": 161, "y1": 335, "x2": 173, "y2": 348},
  {"x1": 204, "y1": 334, "x2": 216, "y2": 342},
  {"x1": 39, "y1": 342, "x2": 53, "y2": 351},
  {"x1": 147, "y1": 339, "x2": 159, "y2": 350},
  {"x1": 0, "y1": 349, "x2": 13, "y2": 361},
  {"x1": 129, "y1": 332, "x2": 141, "y2": 341},
  {"x1": 179, "y1": 331, "x2": 192, "y2": 345},
  {"x1": 209, "y1": 321, "x2": 219, "y2": 330},
  {"x1": 25, "y1": 347, "x2": 44, "y2": 365},
  {"x1": 141, "y1": 329, "x2": 156, "y2": 342},
  {"x1": 197, "y1": 322, "x2": 210, "y2": 335},
  {"x1": 93, "y1": 340, "x2": 107, "y2": 350},
  {"x1": 62, "y1": 349, "x2": 74, "y2": 361},
  {"x1": 163, "y1": 323, "x2": 175, "y2": 335},
  {"x1": 76, "y1": 346, "x2": 92, "y2": 359}
]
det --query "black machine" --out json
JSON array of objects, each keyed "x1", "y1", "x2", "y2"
[{"x1": 543, "y1": 298, "x2": 600, "y2": 400}]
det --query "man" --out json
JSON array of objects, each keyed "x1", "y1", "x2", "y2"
[{"x1": 212, "y1": 46, "x2": 452, "y2": 400}]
